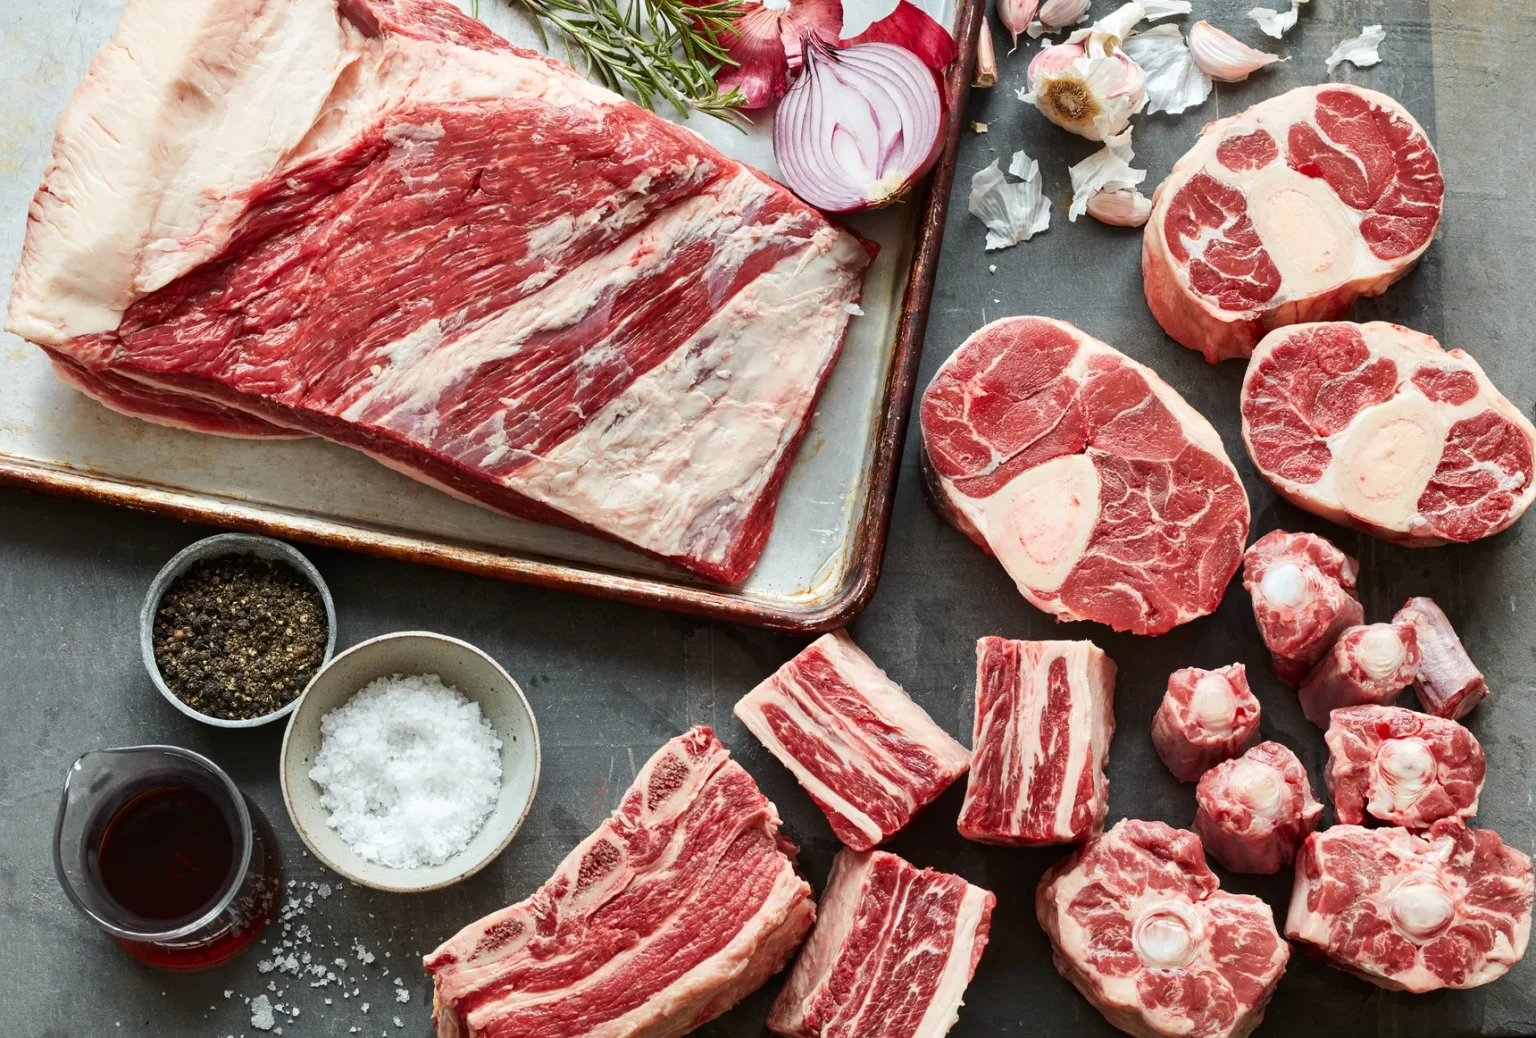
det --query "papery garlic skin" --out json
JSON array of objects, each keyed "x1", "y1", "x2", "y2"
[
  {"x1": 1085, "y1": 187, "x2": 1152, "y2": 226},
  {"x1": 1188, "y1": 20, "x2": 1282, "y2": 81},
  {"x1": 975, "y1": 15, "x2": 999, "y2": 85},
  {"x1": 1022, "y1": 26, "x2": 1148, "y2": 140},
  {"x1": 998, "y1": 0, "x2": 1041, "y2": 46},
  {"x1": 1037, "y1": 0, "x2": 1091, "y2": 30}
]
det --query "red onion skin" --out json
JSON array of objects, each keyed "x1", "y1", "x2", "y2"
[{"x1": 715, "y1": 0, "x2": 957, "y2": 109}]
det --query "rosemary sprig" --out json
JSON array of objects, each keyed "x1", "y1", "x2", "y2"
[{"x1": 494, "y1": 0, "x2": 751, "y2": 126}]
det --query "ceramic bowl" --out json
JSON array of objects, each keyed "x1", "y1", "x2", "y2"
[
  {"x1": 140, "y1": 533, "x2": 338, "y2": 728},
  {"x1": 279, "y1": 631, "x2": 541, "y2": 893}
]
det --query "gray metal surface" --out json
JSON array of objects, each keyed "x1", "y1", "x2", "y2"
[{"x1": 2, "y1": 0, "x2": 1533, "y2": 1035}]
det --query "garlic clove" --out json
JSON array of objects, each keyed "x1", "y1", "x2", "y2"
[
  {"x1": 1188, "y1": 20, "x2": 1282, "y2": 82},
  {"x1": 1068, "y1": 127, "x2": 1146, "y2": 221},
  {"x1": 997, "y1": 0, "x2": 1041, "y2": 47},
  {"x1": 975, "y1": 14, "x2": 999, "y2": 84},
  {"x1": 1085, "y1": 187, "x2": 1153, "y2": 226},
  {"x1": 1037, "y1": 0, "x2": 1091, "y2": 30}
]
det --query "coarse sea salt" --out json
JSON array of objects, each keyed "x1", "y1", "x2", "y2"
[{"x1": 309, "y1": 673, "x2": 502, "y2": 869}]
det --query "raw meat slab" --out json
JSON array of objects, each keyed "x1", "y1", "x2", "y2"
[
  {"x1": 958, "y1": 637, "x2": 1115, "y2": 847},
  {"x1": 1394, "y1": 597, "x2": 1488, "y2": 718},
  {"x1": 1241, "y1": 530, "x2": 1364, "y2": 687},
  {"x1": 1287, "y1": 819, "x2": 1533, "y2": 992},
  {"x1": 1325, "y1": 704, "x2": 1484, "y2": 830},
  {"x1": 423, "y1": 727, "x2": 813, "y2": 1038},
  {"x1": 767, "y1": 849, "x2": 995, "y2": 1038},
  {"x1": 1194, "y1": 741, "x2": 1323, "y2": 875},
  {"x1": 1144, "y1": 86, "x2": 1443, "y2": 363},
  {"x1": 735, "y1": 631, "x2": 972, "y2": 851},
  {"x1": 919, "y1": 316, "x2": 1250, "y2": 635},
  {"x1": 1242, "y1": 322, "x2": 1536, "y2": 545},
  {"x1": 1297, "y1": 620, "x2": 1419, "y2": 728},
  {"x1": 1151, "y1": 664, "x2": 1261, "y2": 783},
  {"x1": 1037, "y1": 819, "x2": 1290, "y2": 1038},
  {"x1": 4, "y1": 0, "x2": 872, "y2": 584}
]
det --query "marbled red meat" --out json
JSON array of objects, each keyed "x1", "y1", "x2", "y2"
[
  {"x1": 1393, "y1": 597, "x2": 1489, "y2": 718},
  {"x1": 1144, "y1": 86, "x2": 1443, "y2": 363},
  {"x1": 423, "y1": 727, "x2": 812, "y2": 1038},
  {"x1": 4, "y1": 0, "x2": 871, "y2": 583},
  {"x1": 734, "y1": 631, "x2": 971, "y2": 851},
  {"x1": 1037, "y1": 819, "x2": 1289, "y2": 1038},
  {"x1": 958, "y1": 638, "x2": 1116, "y2": 846},
  {"x1": 1151, "y1": 664, "x2": 1261, "y2": 783},
  {"x1": 1194, "y1": 741, "x2": 1323, "y2": 874},
  {"x1": 1325, "y1": 705, "x2": 1485, "y2": 830},
  {"x1": 1286, "y1": 819, "x2": 1533, "y2": 992},
  {"x1": 1241, "y1": 322, "x2": 1536, "y2": 545},
  {"x1": 768, "y1": 850, "x2": 994, "y2": 1038},
  {"x1": 919, "y1": 316, "x2": 1250, "y2": 635},
  {"x1": 1241, "y1": 530, "x2": 1364, "y2": 687},
  {"x1": 1298, "y1": 621, "x2": 1420, "y2": 728}
]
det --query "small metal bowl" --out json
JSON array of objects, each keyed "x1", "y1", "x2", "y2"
[
  {"x1": 279, "y1": 632, "x2": 541, "y2": 892},
  {"x1": 140, "y1": 533, "x2": 338, "y2": 729}
]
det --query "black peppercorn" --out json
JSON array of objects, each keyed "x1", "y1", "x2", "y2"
[{"x1": 151, "y1": 553, "x2": 327, "y2": 720}]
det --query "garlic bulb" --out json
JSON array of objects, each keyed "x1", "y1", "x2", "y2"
[
  {"x1": 1020, "y1": 24, "x2": 1147, "y2": 140},
  {"x1": 975, "y1": 14, "x2": 999, "y2": 85},
  {"x1": 1085, "y1": 187, "x2": 1152, "y2": 226},
  {"x1": 997, "y1": 0, "x2": 1040, "y2": 47},
  {"x1": 1188, "y1": 20, "x2": 1282, "y2": 81},
  {"x1": 1037, "y1": 0, "x2": 1091, "y2": 30}
]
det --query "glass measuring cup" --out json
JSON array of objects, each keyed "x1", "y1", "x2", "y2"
[{"x1": 52, "y1": 745, "x2": 282, "y2": 969}]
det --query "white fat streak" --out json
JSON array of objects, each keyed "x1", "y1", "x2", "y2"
[
  {"x1": 770, "y1": 850, "x2": 874, "y2": 1034},
  {"x1": 511, "y1": 215, "x2": 865, "y2": 566},
  {"x1": 910, "y1": 883, "x2": 993, "y2": 1038},
  {"x1": 7, "y1": 0, "x2": 630, "y2": 348},
  {"x1": 339, "y1": 164, "x2": 743, "y2": 428}
]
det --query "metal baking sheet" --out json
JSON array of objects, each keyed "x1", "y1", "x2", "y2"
[{"x1": 0, "y1": 0, "x2": 979, "y2": 632}]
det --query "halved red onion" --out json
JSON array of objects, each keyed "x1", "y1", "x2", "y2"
[{"x1": 773, "y1": 41, "x2": 945, "y2": 213}]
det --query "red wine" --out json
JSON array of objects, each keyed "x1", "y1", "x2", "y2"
[{"x1": 97, "y1": 785, "x2": 235, "y2": 921}]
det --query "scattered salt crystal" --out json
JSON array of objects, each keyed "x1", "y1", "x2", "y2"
[
  {"x1": 251, "y1": 995, "x2": 275, "y2": 1031},
  {"x1": 309, "y1": 673, "x2": 503, "y2": 869},
  {"x1": 318, "y1": 884, "x2": 332, "y2": 898},
  {"x1": 394, "y1": 1018, "x2": 404, "y2": 1028},
  {"x1": 362, "y1": 1002, "x2": 370, "y2": 1013},
  {"x1": 395, "y1": 988, "x2": 410, "y2": 1003}
]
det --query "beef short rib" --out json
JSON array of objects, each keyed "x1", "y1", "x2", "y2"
[
  {"x1": 424, "y1": 727, "x2": 812, "y2": 1037},
  {"x1": 1151, "y1": 664, "x2": 1261, "y2": 782},
  {"x1": 958, "y1": 638, "x2": 1116, "y2": 846},
  {"x1": 1194, "y1": 741, "x2": 1323, "y2": 874},
  {"x1": 1325, "y1": 704, "x2": 1484, "y2": 830},
  {"x1": 1037, "y1": 819, "x2": 1290, "y2": 1038},
  {"x1": 1144, "y1": 86, "x2": 1443, "y2": 363},
  {"x1": 1287, "y1": 819, "x2": 1533, "y2": 992},
  {"x1": 734, "y1": 631, "x2": 971, "y2": 852},
  {"x1": 768, "y1": 849, "x2": 995, "y2": 1038},
  {"x1": 1241, "y1": 530, "x2": 1364, "y2": 687},
  {"x1": 1242, "y1": 322, "x2": 1536, "y2": 545},
  {"x1": 920, "y1": 316, "x2": 1250, "y2": 634}
]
